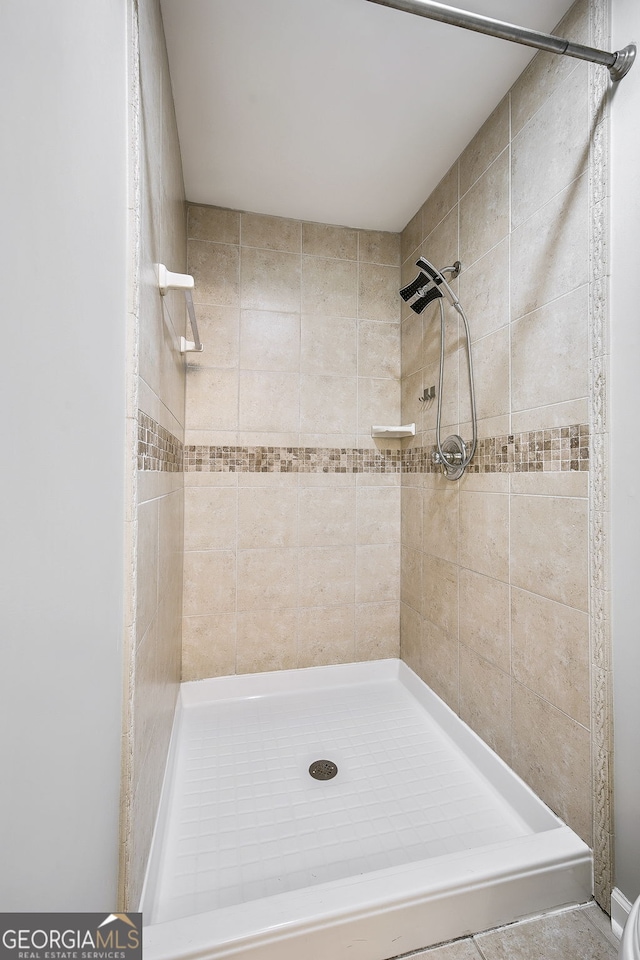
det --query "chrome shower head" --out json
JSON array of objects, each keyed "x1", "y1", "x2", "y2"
[{"x1": 400, "y1": 257, "x2": 461, "y2": 314}]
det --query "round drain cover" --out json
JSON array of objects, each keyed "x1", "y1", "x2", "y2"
[{"x1": 309, "y1": 759, "x2": 338, "y2": 780}]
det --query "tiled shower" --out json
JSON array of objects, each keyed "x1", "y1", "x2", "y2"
[{"x1": 127, "y1": 0, "x2": 613, "y2": 923}]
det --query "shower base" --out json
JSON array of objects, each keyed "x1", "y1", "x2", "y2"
[{"x1": 141, "y1": 659, "x2": 591, "y2": 960}]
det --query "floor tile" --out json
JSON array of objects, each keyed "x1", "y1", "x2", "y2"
[{"x1": 474, "y1": 908, "x2": 617, "y2": 960}]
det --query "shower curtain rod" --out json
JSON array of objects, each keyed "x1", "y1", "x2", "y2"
[{"x1": 365, "y1": 0, "x2": 636, "y2": 81}]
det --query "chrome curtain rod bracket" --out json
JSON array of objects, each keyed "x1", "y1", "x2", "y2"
[{"x1": 365, "y1": 0, "x2": 636, "y2": 81}]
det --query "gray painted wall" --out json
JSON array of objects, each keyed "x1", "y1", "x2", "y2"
[
  {"x1": 611, "y1": 0, "x2": 640, "y2": 907},
  {"x1": 0, "y1": 0, "x2": 127, "y2": 908}
]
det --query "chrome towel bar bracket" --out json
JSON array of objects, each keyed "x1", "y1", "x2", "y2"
[{"x1": 157, "y1": 264, "x2": 204, "y2": 354}]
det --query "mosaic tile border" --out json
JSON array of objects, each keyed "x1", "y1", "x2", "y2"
[
  {"x1": 184, "y1": 425, "x2": 589, "y2": 475},
  {"x1": 404, "y1": 424, "x2": 590, "y2": 474},
  {"x1": 184, "y1": 445, "x2": 403, "y2": 474},
  {"x1": 137, "y1": 411, "x2": 183, "y2": 472}
]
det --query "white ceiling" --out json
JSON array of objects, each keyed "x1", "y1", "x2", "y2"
[{"x1": 160, "y1": 0, "x2": 576, "y2": 231}]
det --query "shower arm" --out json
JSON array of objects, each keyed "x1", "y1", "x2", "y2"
[{"x1": 365, "y1": 0, "x2": 636, "y2": 82}]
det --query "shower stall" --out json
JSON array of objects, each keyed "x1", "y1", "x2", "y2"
[{"x1": 129, "y1": 0, "x2": 613, "y2": 955}]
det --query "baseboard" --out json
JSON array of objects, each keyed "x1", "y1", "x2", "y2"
[{"x1": 611, "y1": 887, "x2": 633, "y2": 939}]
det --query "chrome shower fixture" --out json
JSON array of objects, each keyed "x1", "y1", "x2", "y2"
[
  {"x1": 401, "y1": 256, "x2": 477, "y2": 481},
  {"x1": 401, "y1": 258, "x2": 461, "y2": 315},
  {"x1": 365, "y1": 0, "x2": 636, "y2": 82}
]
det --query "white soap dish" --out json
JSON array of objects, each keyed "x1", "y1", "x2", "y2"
[{"x1": 371, "y1": 423, "x2": 416, "y2": 439}]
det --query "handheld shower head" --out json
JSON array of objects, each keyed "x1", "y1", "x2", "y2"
[{"x1": 401, "y1": 257, "x2": 461, "y2": 314}]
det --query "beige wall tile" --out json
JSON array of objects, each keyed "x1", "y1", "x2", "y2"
[
  {"x1": 236, "y1": 609, "x2": 297, "y2": 673},
  {"x1": 358, "y1": 230, "x2": 401, "y2": 266},
  {"x1": 423, "y1": 555, "x2": 458, "y2": 638},
  {"x1": 183, "y1": 550, "x2": 236, "y2": 617},
  {"x1": 299, "y1": 486, "x2": 357, "y2": 546},
  {"x1": 459, "y1": 491, "x2": 509, "y2": 581},
  {"x1": 302, "y1": 256, "x2": 358, "y2": 316},
  {"x1": 401, "y1": 207, "x2": 422, "y2": 263},
  {"x1": 511, "y1": 587, "x2": 590, "y2": 726},
  {"x1": 402, "y1": 368, "x2": 424, "y2": 431},
  {"x1": 297, "y1": 604, "x2": 355, "y2": 667},
  {"x1": 421, "y1": 163, "x2": 458, "y2": 239},
  {"x1": 182, "y1": 614, "x2": 236, "y2": 680},
  {"x1": 459, "y1": 646, "x2": 511, "y2": 763},
  {"x1": 239, "y1": 310, "x2": 300, "y2": 372},
  {"x1": 300, "y1": 374, "x2": 357, "y2": 434},
  {"x1": 302, "y1": 222, "x2": 358, "y2": 260},
  {"x1": 512, "y1": 65, "x2": 589, "y2": 229},
  {"x1": 136, "y1": 499, "x2": 158, "y2": 642},
  {"x1": 511, "y1": 286, "x2": 588, "y2": 412},
  {"x1": 511, "y1": 495, "x2": 588, "y2": 609},
  {"x1": 355, "y1": 602, "x2": 400, "y2": 660},
  {"x1": 301, "y1": 315, "x2": 357, "y2": 377},
  {"x1": 458, "y1": 471, "x2": 510, "y2": 496},
  {"x1": 421, "y1": 208, "x2": 459, "y2": 279},
  {"x1": 359, "y1": 320, "x2": 401, "y2": 380},
  {"x1": 358, "y1": 262, "x2": 401, "y2": 322},
  {"x1": 357, "y1": 486, "x2": 400, "y2": 545},
  {"x1": 241, "y1": 212, "x2": 301, "y2": 253},
  {"x1": 188, "y1": 205, "x2": 240, "y2": 244},
  {"x1": 402, "y1": 313, "x2": 425, "y2": 378},
  {"x1": 459, "y1": 569, "x2": 510, "y2": 672},
  {"x1": 239, "y1": 370, "x2": 300, "y2": 433},
  {"x1": 401, "y1": 545, "x2": 423, "y2": 614},
  {"x1": 459, "y1": 149, "x2": 509, "y2": 268},
  {"x1": 512, "y1": 681, "x2": 591, "y2": 843},
  {"x1": 510, "y1": 0, "x2": 590, "y2": 138},
  {"x1": 186, "y1": 367, "x2": 238, "y2": 431},
  {"x1": 402, "y1": 485, "x2": 423, "y2": 551},
  {"x1": 511, "y1": 173, "x2": 589, "y2": 321},
  {"x1": 458, "y1": 240, "x2": 509, "y2": 342},
  {"x1": 184, "y1": 486, "x2": 237, "y2": 551},
  {"x1": 471, "y1": 326, "x2": 510, "y2": 421},
  {"x1": 460, "y1": 97, "x2": 509, "y2": 197},
  {"x1": 510, "y1": 471, "x2": 588, "y2": 498},
  {"x1": 357, "y1": 543, "x2": 400, "y2": 603},
  {"x1": 238, "y1": 486, "x2": 298, "y2": 548},
  {"x1": 358, "y1": 377, "x2": 401, "y2": 433},
  {"x1": 422, "y1": 617, "x2": 459, "y2": 712},
  {"x1": 186, "y1": 306, "x2": 239, "y2": 370},
  {"x1": 298, "y1": 546, "x2": 355, "y2": 606},
  {"x1": 236, "y1": 547, "x2": 299, "y2": 611},
  {"x1": 422, "y1": 353, "x2": 459, "y2": 432},
  {"x1": 188, "y1": 239, "x2": 239, "y2": 305},
  {"x1": 400, "y1": 601, "x2": 423, "y2": 676},
  {"x1": 240, "y1": 247, "x2": 301, "y2": 312},
  {"x1": 511, "y1": 397, "x2": 588, "y2": 434},
  {"x1": 423, "y1": 484, "x2": 459, "y2": 563}
]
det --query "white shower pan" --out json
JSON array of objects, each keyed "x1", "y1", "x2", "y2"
[{"x1": 141, "y1": 659, "x2": 591, "y2": 960}]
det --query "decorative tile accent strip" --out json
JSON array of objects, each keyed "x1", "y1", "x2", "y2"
[
  {"x1": 404, "y1": 424, "x2": 590, "y2": 474},
  {"x1": 184, "y1": 445, "x2": 402, "y2": 474},
  {"x1": 183, "y1": 426, "x2": 589, "y2": 475},
  {"x1": 137, "y1": 411, "x2": 183, "y2": 472}
]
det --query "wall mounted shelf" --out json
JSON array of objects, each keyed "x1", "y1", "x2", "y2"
[{"x1": 371, "y1": 424, "x2": 416, "y2": 439}]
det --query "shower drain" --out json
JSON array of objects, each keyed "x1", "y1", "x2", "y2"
[{"x1": 309, "y1": 759, "x2": 338, "y2": 781}]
